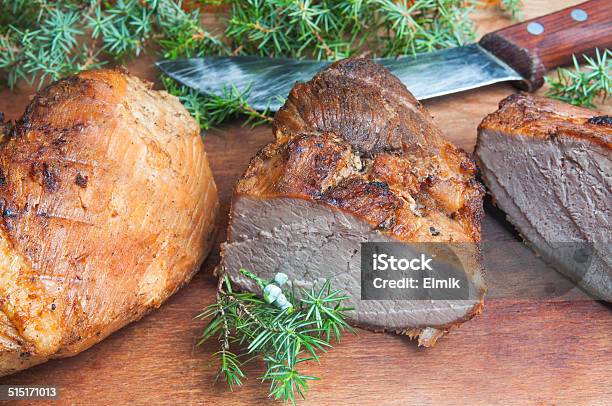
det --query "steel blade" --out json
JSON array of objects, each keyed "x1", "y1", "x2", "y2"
[{"x1": 156, "y1": 44, "x2": 522, "y2": 112}]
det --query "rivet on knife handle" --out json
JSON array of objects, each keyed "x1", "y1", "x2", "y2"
[{"x1": 478, "y1": 0, "x2": 612, "y2": 92}]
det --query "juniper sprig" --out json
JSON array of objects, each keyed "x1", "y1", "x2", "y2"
[
  {"x1": 225, "y1": 0, "x2": 482, "y2": 60},
  {"x1": 197, "y1": 269, "x2": 353, "y2": 404},
  {"x1": 0, "y1": 1, "x2": 528, "y2": 131},
  {"x1": 500, "y1": 0, "x2": 522, "y2": 19},
  {"x1": 545, "y1": 49, "x2": 611, "y2": 108},
  {"x1": 18, "y1": 1, "x2": 605, "y2": 133},
  {"x1": 161, "y1": 75, "x2": 273, "y2": 131}
]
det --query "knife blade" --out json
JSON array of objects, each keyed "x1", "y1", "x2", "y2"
[
  {"x1": 156, "y1": 0, "x2": 611, "y2": 111},
  {"x1": 157, "y1": 44, "x2": 521, "y2": 111}
]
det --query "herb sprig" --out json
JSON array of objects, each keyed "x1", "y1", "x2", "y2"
[
  {"x1": 226, "y1": 0, "x2": 481, "y2": 60},
  {"x1": 2, "y1": 2, "x2": 606, "y2": 123},
  {"x1": 0, "y1": 0, "x2": 527, "y2": 131},
  {"x1": 198, "y1": 269, "x2": 354, "y2": 404},
  {"x1": 500, "y1": 0, "x2": 522, "y2": 20},
  {"x1": 545, "y1": 49, "x2": 611, "y2": 108},
  {"x1": 161, "y1": 75, "x2": 273, "y2": 130}
]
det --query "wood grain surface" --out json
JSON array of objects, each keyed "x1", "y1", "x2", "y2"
[{"x1": 1, "y1": 1, "x2": 610, "y2": 405}]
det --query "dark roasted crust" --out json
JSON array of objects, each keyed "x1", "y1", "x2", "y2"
[
  {"x1": 477, "y1": 93, "x2": 612, "y2": 149},
  {"x1": 321, "y1": 177, "x2": 403, "y2": 229},
  {"x1": 274, "y1": 58, "x2": 447, "y2": 156},
  {"x1": 237, "y1": 58, "x2": 485, "y2": 245},
  {"x1": 278, "y1": 132, "x2": 353, "y2": 196},
  {"x1": 230, "y1": 58, "x2": 486, "y2": 342}
]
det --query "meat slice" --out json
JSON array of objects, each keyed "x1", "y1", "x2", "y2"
[
  {"x1": 476, "y1": 94, "x2": 611, "y2": 301},
  {"x1": 221, "y1": 58, "x2": 485, "y2": 346},
  {"x1": 0, "y1": 69, "x2": 219, "y2": 376}
]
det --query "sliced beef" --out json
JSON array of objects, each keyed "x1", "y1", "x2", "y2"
[
  {"x1": 221, "y1": 58, "x2": 485, "y2": 346},
  {"x1": 476, "y1": 94, "x2": 611, "y2": 301}
]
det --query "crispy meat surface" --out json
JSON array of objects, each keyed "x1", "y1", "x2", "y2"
[
  {"x1": 239, "y1": 58, "x2": 484, "y2": 244},
  {"x1": 223, "y1": 58, "x2": 486, "y2": 346},
  {"x1": 0, "y1": 69, "x2": 219, "y2": 375}
]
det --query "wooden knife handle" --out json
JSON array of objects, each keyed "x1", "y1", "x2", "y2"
[{"x1": 479, "y1": 0, "x2": 612, "y2": 91}]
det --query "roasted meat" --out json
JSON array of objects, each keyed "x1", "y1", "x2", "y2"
[
  {"x1": 0, "y1": 69, "x2": 219, "y2": 376},
  {"x1": 476, "y1": 93, "x2": 611, "y2": 301},
  {"x1": 220, "y1": 58, "x2": 486, "y2": 346}
]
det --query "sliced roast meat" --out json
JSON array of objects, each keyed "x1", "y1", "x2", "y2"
[
  {"x1": 221, "y1": 58, "x2": 486, "y2": 346},
  {"x1": 476, "y1": 94, "x2": 611, "y2": 301}
]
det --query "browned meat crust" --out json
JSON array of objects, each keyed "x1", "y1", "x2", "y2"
[
  {"x1": 0, "y1": 69, "x2": 219, "y2": 375},
  {"x1": 225, "y1": 58, "x2": 486, "y2": 345},
  {"x1": 239, "y1": 58, "x2": 484, "y2": 244},
  {"x1": 478, "y1": 93, "x2": 612, "y2": 148}
]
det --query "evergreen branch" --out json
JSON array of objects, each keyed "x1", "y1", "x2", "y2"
[
  {"x1": 225, "y1": 0, "x2": 482, "y2": 59},
  {"x1": 212, "y1": 349, "x2": 246, "y2": 391},
  {"x1": 155, "y1": 0, "x2": 229, "y2": 59},
  {"x1": 0, "y1": 0, "x2": 534, "y2": 131},
  {"x1": 545, "y1": 49, "x2": 611, "y2": 108},
  {"x1": 161, "y1": 75, "x2": 273, "y2": 132},
  {"x1": 197, "y1": 269, "x2": 354, "y2": 404},
  {"x1": 501, "y1": 0, "x2": 523, "y2": 20}
]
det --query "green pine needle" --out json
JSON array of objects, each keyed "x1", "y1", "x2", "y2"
[
  {"x1": 545, "y1": 49, "x2": 611, "y2": 108},
  {"x1": 226, "y1": 0, "x2": 481, "y2": 60},
  {"x1": 500, "y1": 0, "x2": 522, "y2": 20},
  {"x1": 197, "y1": 270, "x2": 354, "y2": 404},
  {"x1": 161, "y1": 74, "x2": 273, "y2": 131},
  {"x1": 213, "y1": 349, "x2": 246, "y2": 391},
  {"x1": 0, "y1": 0, "x2": 532, "y2": 132}
]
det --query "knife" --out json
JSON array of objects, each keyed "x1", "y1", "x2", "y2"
[{"x1": 157, "y1": 0, "x2": 611, "y2": 111}]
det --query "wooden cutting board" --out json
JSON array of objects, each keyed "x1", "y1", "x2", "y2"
[{"x1": 1, "y1": 1, "x2": 610, "y2": 405}]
